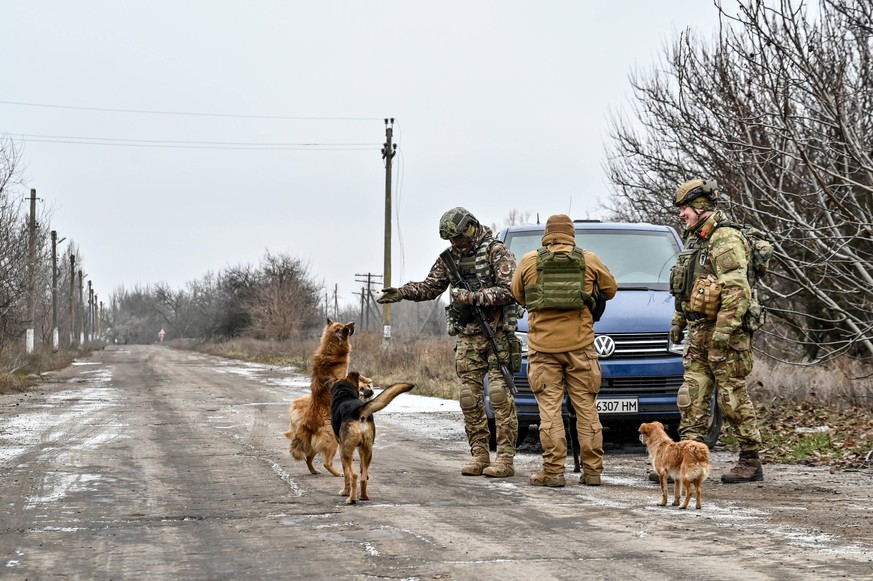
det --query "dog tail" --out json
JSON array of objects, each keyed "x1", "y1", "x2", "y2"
[{"x1": 357, "y1": 383, "x2": 414, "y2": 417}]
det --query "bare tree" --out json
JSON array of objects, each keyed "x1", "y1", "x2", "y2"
[
  {"x1": 0, "y1": 137, "x2": 29, "y2": 346},
  {"x1": 604, "y1": 0, "x2": 873, "y2": 362},
  {"x1": 246, "y1": 252, "x2": 321, "y2": 340}
]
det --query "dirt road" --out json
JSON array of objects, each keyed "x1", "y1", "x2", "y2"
[{"x1": 1, "y1": 345, "x2": 871, "y2": 580}]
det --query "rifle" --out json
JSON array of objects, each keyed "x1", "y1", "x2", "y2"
[
  {"x1": 440, "y1": 249, "x2": 517, "y2": 395},
  {"x1": 563, "y1": 395, "x2": 581, "y2": 472}
]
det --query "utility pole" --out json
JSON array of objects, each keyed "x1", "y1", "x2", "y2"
[
  {"x1": 51, "y1": 231, "x2": 59, "y2": 350},
  {"x1": 78, "y1": 270, "x2": 85, "y2": 344},
  {"x1": 87, "y1": 280, "x2": 93, "y2": 343},
  {"x1": 25, "y1": 189, "x2": 38, "y2": 354},
  {"x1": 69, "y1": 253, "x2": 76, "y2": 346},
  {"x1": 354, "y1": 273, "x2": 383, "y2": 332},
  {"x1": 381, "y1": 118, "x2": 397, "y2": 348}
]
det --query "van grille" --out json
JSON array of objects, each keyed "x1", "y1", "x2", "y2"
[
  {"x1": 511, "y1": 375, "x2": 683, "y2": 397},
  {"x1": 601, "y1": 376, "x2": 683, "y2": 395},
  {"x1": 598, "y1": 333, "x2": 670, "y2": 359}
]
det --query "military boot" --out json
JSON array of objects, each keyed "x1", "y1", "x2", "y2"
[
  {"x1": 482, "y1": 457, "x2": 515, "y2": 478},
  {"x1": 721, "y1": 450, "x2": 764, "y2": 483},
  {"x1": 460, "y1": 448, "x2": 491, "y2": 476},
  {"x1": 529, "y1": 471, "x2": 565, "y2": 487}
]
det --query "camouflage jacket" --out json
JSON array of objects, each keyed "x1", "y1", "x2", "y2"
[
  {"x1": 399, "y1": 225, "x2": 517, "y2": 330},
  {"x1": 673, "y1": 211, "x2": 752, "y2": 335}
]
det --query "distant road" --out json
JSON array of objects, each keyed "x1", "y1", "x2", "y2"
[{"x1": 1, "y1": 345, "x2": 871, "y2": 579}]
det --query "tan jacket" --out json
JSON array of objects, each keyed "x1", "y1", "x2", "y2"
[{"x1": 511, "y1": 242, "x2": 617, "y2": 353}]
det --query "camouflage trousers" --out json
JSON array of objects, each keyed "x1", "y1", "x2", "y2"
[
  {"x1": 454, "y1": 332, "x2": 518, "y2": 459},
  {"x1": 679, "y1": 321, "x2": 762, "y2": 451},
  {"x1": 527, "y1": 345, "x2": 603, "y2": 478}
]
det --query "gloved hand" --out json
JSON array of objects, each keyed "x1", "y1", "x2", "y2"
[
  {"x1": 711, "y1": 330, "x2": 731, "y2": 351},
  {"x1": 669, "y1": 324, "x2": 685, "y2": 344},
  {"x1": 376, "y1": 287, "x2": 403, "y2": 304},
  {"x1": 450, "y1": 287, "x2": 476, "y2": 305}
]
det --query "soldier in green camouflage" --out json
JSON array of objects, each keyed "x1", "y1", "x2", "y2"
[
  {"x1": 668, "y1": 179, "x2": 764, "y2": 483},
  {"x1": 377, "y1": 207, "x2": 519, "y2": 478}
]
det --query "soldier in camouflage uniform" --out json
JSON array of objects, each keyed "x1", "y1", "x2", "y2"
[
  {"x1": 669, "y1": 179, "x2": 764, "y2": 483},
  {"x1": 377, "y1": 207, "x2": 520, "y2": 478}
]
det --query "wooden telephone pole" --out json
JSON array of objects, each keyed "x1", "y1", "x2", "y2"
[
  {"x1": 381, "y1": 118, "x2": 396, "y2": 348},
  {"x1": 25, "y1": 189, "x2": 37, "y2": 353}
]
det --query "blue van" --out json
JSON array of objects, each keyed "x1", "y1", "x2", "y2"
[{"x1": 487, "y1": 220, "x2": 691, "y2": 444}]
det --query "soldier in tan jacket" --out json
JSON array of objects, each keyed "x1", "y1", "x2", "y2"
[{"x1": 511, "y1": 214, "x2": 617, "y2": 487}]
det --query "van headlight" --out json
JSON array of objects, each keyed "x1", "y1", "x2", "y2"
[{"x1": 515, "y1": 331, "x2": 528, "y2": 355}]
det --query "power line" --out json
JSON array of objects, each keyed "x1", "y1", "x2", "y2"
[
  {"x1": 0, "y1": 99, "x2": 384, "y2": 122},
  {"x1": 8, "y1": 132, "x2": 379, "y2": 151}
]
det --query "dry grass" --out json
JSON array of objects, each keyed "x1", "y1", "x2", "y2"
[
  {"x1": 0, "y1": 343, "x2": 92, "y2": 394},
  {"x1": 721, "y1": 357, "x2": 873, "y2": 468},
  {"x1": 748, "y1": 356, "x2": 873, "y2": 409},
  {"x1": 177, "y1": 332, "x2": 460, "y2": 399}
]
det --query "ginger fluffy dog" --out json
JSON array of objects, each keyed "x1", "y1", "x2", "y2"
[
  {"x1": 283, "y1": 319, "x2": 359, "y2": 476},
  {"x1": 638, "y1": 421, "x2": 711, "y2": 509},
  {"x1": 329, "y1": 371, "x2": 414, "y2": 504}
]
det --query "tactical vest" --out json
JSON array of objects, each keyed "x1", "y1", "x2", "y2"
[
  {"x1": 524, "y1": 247, "x2": 596, "y2": 313},
  {"x1": 670, "y1": 219, "x2": 762, "y2": 329},
  {"x1": 446, "y1": 238, "x2": 520, "y2": 334},
  {"x1": 669, "y1": 235, "x2": 712, "y2": 305}
]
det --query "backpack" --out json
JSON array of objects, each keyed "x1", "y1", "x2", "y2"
[{"x1": 714, "y1": 221, "x2": 773, "y2": 331}]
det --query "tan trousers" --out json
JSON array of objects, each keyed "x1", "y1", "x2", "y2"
[{"x1": 527, "y1": 345, "x2": 603, "y2": 477}]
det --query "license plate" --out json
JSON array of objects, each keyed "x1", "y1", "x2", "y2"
[{"x1": 596, "y1": 397, "x2": 639, "y2": 414}]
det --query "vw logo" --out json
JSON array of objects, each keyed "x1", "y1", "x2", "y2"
[{"x1": 594, "y1": 335, "x2": 616, "y2": 358}]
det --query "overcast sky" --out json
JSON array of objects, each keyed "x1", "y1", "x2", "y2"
[{"x1": 2, "y1": 1, "x2": 727, "y2": 310}]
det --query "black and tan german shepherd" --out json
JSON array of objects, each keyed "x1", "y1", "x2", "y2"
[{"x1": 329, "y1": 371, "x2": 414, "y2": 504}]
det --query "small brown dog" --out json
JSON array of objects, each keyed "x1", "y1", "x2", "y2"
[
  {"x1": 283, "y1": 319, "x2": 358, "y2": 476},
  {"x1": 638, "y1": 421, "x2": 711, "y2": 509},
  {"x1": 329, "y1": 371, "x2": 414, "y2": 504}
]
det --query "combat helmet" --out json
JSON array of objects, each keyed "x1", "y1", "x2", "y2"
[
  {"x1": 439, "y1": 207, "x2": 479, "y2": 240},
  {"x1": 674, "y1": 178, "x2": 719, "y2": 209}
]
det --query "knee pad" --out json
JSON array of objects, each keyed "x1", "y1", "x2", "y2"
[
  {"x1": 489, "y1": 384, "x2": 507, "y2": 407},
  {"x1": 459, "y1": 387, "x2": 477, "y2": 411}
]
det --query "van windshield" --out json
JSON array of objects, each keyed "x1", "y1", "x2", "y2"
[{"x1": 503, "y1": 229, "x2": 680, "y2": 291}]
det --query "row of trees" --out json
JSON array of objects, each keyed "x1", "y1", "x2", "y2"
[
  {"x1": 109, "y1": 251, "x2": 446, "y2": 345},
  {"x1": 1, "y1": 137, "x2": 102, "y2": 360},
  {"x1": 111, "y1": 253, "x2": 323, "y2": 344},
  {"x1": 605, "y1": 0, "x2": 872, "y2": 363}
]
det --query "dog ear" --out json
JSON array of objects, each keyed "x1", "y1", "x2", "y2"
[
  {"x1": 347, "y1": 371, "x2": 360, "y2": 384},
  {"x1": 347, "y1": 322, "x2": 355, "y2": 336}
]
